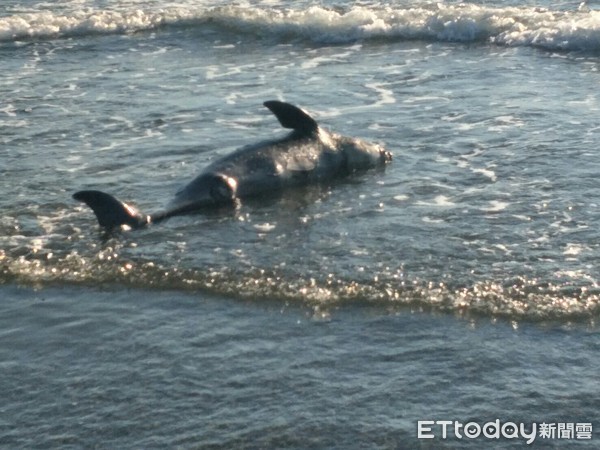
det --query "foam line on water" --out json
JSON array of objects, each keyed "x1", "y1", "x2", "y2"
[{"x1": 2, "y1": 4, "x2": 600, "y2": 52}]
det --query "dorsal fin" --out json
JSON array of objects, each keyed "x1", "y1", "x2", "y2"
[{"x1": 263, "y1": 101, "x2": 318, "y2": 134}]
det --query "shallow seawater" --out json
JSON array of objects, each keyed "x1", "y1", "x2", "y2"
[
  {"x1": 2, "y1": 0, "x2": 600, "y2": 447},
  {"x1": 1, "y1": 285, "x2": 599, "y2": 448}
]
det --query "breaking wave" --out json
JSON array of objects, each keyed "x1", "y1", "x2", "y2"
[
  {"x1": 2, "y1": 3, "x2": 600, "y2": 52},
  {"x1": 1, "y1": 245, "x2": 599, "y2": 322}
]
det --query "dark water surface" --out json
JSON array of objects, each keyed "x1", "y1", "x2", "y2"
[{"x1": 1, "y1": 285, "x2": 598, "y2": 448}]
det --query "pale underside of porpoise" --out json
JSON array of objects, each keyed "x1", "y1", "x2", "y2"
[{"x1": 73, "y1": 100, "x2": 392, "y2": 230}]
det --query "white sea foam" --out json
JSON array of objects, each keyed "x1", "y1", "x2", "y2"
[
  {"x1": 254, "y1": 222, "x2": 276, "y2": 233},
  {"x1": 563, "y1": 243, "x2": 585, "y2": 256},
  {"x1": 422, "y1": 216, "x2": 444, "y2": 223},
  {"x1": 416, "y1": 195, "x2": 456, "y2": 207},
  {"x1": 483, "y1": 200, "x2": 509, "y2": 212},
  {"x1": 3, "y1": 4, "x2": 600, "y2": 52},
  {"x1": 365, "y1": 82, "x2": 397, "y2": 106},
  {"x1": 472, "y1": 167, "x2": 497, "y2": 182}
]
